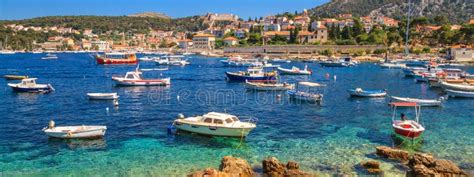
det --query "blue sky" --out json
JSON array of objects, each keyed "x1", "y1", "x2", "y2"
[{"x1": 0, "y1": 0, "x2": 328, "y2": 20}]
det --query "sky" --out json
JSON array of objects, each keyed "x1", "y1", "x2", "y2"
[{"x1": 0, "y1": 0, "x2": 328, "y2": 20}]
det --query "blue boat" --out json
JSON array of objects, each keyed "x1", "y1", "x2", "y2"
[
  {"x1": 7, "y1": 78, "x2": 54, "y2": 93},
  {"x1": 225, "y1": 67, "x2": 277, "y2": 82},
  {"x1": 347, "y1": 88, "x2": 387, "y2": 97}
]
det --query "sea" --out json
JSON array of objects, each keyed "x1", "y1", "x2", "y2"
[{"x1": 0, "y1": 53, "x2": 472, "y2": 176}]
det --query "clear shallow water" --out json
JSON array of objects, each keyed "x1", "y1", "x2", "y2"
[{"x1": 0, "y1": 53, "x2": 472, "y2": 176}]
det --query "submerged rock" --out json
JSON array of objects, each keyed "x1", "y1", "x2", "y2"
[
  {"x1": 360, "y1": 160, "x2": 382, "y2": 174},
  {"x1": 375, "y1": 146, "x2": 410, "y2": 162},
  {"x1": 262, "y1": 157, "x2": 316, "y2": 177},
  {"x1": 406, "y1": 153, "x2": 468, "y2": 177}
]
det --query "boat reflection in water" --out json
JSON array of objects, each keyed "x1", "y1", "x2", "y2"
[{"x1": 47, "y1": 137, "x2": 107, "y2": 150}]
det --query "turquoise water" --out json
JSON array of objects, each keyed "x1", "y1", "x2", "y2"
[{"x1": 0, "y1": 53, "x2": 472, "y2": 176}]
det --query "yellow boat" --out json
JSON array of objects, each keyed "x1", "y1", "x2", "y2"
[{"x1": 3, "y1": 75, "x2": 28, "y2": 80}]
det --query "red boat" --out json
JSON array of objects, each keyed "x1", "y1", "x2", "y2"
[
  {"x1": 95, "y1": 52, "x2": 137, "y2": 64},
  {"x1": 390, "y1": 102, "x2": 425, "y2": 139}
]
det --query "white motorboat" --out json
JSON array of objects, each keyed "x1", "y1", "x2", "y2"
[
  {"x1": 277, "y1": 65, "x2": 312, "y2": 75},
  {"x1": 390, "y1": 96, "x2": 443, "y2": 107},
  {"x1": 270, "y1": 58, "x2": 291, "y2": 63},
  {"x1": 445, "y1": 89, "x2": 474, "y2": 98},
  {"x1": 112, "y1": 70, "x2": 170, "y2": 86},
  {"x1": 87, "y1": 93, "x2": 118, "y2": 100},
  {"x1": 7, "y1": 78, "x2": 54, "y2": 93},
  {"x1": 172, "y1": 112, "x2": 257, "y2": 137},
  {"x1": 347, "y1": 88, "x2": 387, "y2": 97},
  {"x1": 41, "y1": 53, "x2": 58, "y2": 60},
  {"x1": 440, "y1": 82, "x2": 474, "y2": 92},
  {"x1": 245, "y1": 80, "x2": 294, "y2": 91},
  {"x1": 42, "y1": 120, "x2": 106, "y2": 139},
  {"x1": 221, "y1": 56, "x2": 263, "y2": 67},
  {"x1": 155, "y1": 55, "x2": 189, "y2": 66},
  {"x1": 138, "y1": 56, "x2": 158, "y2": 61},
  {"x1": 380, "y1": 62, "x2": 406, "y2": 69}
]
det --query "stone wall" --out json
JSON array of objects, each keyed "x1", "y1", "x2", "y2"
[{"x1": 224, "y1": 45, "x2": 385, "y2": 55}]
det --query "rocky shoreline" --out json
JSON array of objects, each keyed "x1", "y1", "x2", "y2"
[{"x1": 188, "y1": 146, "x2": 470, "y2": 177}]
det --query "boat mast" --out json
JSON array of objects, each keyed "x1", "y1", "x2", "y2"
[{"x1": 404, "y1": 0, "x2": 412, "y2": 57}]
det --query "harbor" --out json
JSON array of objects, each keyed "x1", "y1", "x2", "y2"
[{"x1": 0, "y1": 53, "x2": 472, "y2": 176}]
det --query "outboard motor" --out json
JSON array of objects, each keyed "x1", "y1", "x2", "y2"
[{"x1": 177, "y1": 113, "x2": 184, "y2": 119}]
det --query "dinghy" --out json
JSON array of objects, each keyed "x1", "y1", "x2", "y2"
[
  {"x1": 172, "y1": 112, "x2": 257, "y2": 137},
  {"x1": 87, "y1": 93, "x2": 118, "y2": 100},
  {"x1": 391, "y1": 96, "x2": 443, "y2": 107},
  {"x1": 7, "y1": 78, "x2": 54, "y2": 93},
  {"x1": 43, "y1": 120, "x2": 106, "y2": 139},
  {"x1": 390, "y1": 102, "x2": 425, "y2": 139},
  {"x1": 445, "y1": 89, "x2": 474, "y2": 98},
  {"x1": 3, "y1": 75, "x2": 28, "y2": 80},
  {"x1": 277, "y1": 65, "x2": 312, "y2": 75},
  {"x1": 245, "y1": 80, "x2": 294, "y2": 91},
  {"x1": 347, "y1": 88, "x2": 387, "y2": 97}
]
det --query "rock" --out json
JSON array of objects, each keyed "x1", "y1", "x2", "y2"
[
  {"x1": 187, "y1": 168, "x2": 229, "y2": 177},
  {"x1": 262, "y1": 157, "x2": 316, "y2": 177},
  {"x1": 375, "y1": 146, "x2": 410, "y2": 162},
  {"x1": 219, "y1": 156, "x2": 254, "y2": 177},
  {"x1": 262, "y1": 157, "x2": 286, "y2": 176},
  {"x1": 360, "y1": 160, "x2": 382, "y2": 174},
  {"x1": 407, "y1": 153, "x2": 468, "y2": 177}
]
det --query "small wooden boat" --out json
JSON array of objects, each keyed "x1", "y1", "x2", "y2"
[
  {"x1": 225, "y1": 67, "x2": 277, "y2": 82},
  {"x1": 440, "y1": 81, "x2": 474, "y2": 92},
  {"x1": 43, "y1": 120, "x2": 106, "y2": 139},
  {"x1": 87, "y1": 93, "x2": 118, "y2": 100},
  {"x1": 3, "y1": 75, "x2": 28, "y2": 80},
  {"x1": 287, "y1": 82, "x2": 325, "y2": 104},
  {"x1": 7, "y1": 78, "x2": 54, "y2": 93},
  {"x1": 390, "y1": 102, "x2": 425, "y2": 139},
  {"x1": 347, "y1": 88, "x2": 387, "y2": 97},
  {"x1": 391, "y1": 96, "x2": 443, "y2": 107},
  {"x1": 112, "y1": 68, "x2": 170, "y2": 86},
  {"x1": 172, "y1": 112, "x2": 257, "y2": 137},
  {"x1": 277, "y1": 65, "x2": 312, "y2": 75},
  {"x1": 96, "y1": 52, "x2": 137, "y2": 64},
  {"x1": 245, "y1": 80, "x2": 294, "y2": 91},
  {"x1": 445, "y1": 89, "x2": 474, "y2": 98}
]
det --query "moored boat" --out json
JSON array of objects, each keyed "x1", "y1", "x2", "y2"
[
  {"x1": 440, "y1": 81, "x2": 474, "y2": 92},
  {"x1": 390, "y1": 102, "x2": 425, "y2": 139},
  {"x1": 172, "y1": 112, "x2": 257, "y2": 137},
  {"x1": 220, "y1": 56, "x2": 262, "y2": 67},
  {"x1": 287, "y1": 82, "x2": 325, "y2": 105},
  {"x1": 112, "y1": 68, "x2": 170, "y2": 86},
  {"x1": 445, "y1": 89, "x2": 474, "y2": 98},
  {"x1": 95, "y1": 52, "x2": 137, "y2": 64},
  {"x1": 87, "y1": 93, "x2": 118, "y2": 100},
  {"x1": 7, "y1": 78, "x2": 54, "y2": 93},
  {"x1": 3, "y1": 75, "x2": 28, "y2": 80},
  {"x1": 225, "y1": 67, "x2": 277, "y2": 82},
  {"x1": 43, "y1": 120, "x2": 106, "y2": 139},
  {"x1": 347, "y1": 88, "x2": 387, "y2": 97},
  {"x1": 41, "y1": 53, "x2": 58, "y2": 60},
  {"x1": 245, "y1": 80, "x2": 294, "y2": 91},
  {"x1": 277, "y1": 65, "x2": 312, "y2": 75},
  {"x1": 380, "y1": 62, "x2": 406, "y2": 69},
  {"x1": 390, "y1": 96, "x2": 443, "y2": 107},
  {"x1": 155, "y1": 55, "x2": 189, "y2": 66}
]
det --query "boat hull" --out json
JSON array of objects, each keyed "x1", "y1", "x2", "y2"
[
  {"x1": 446, "y1": 89, "x2": 474, "y2": 98},
  {"x1": 174, "y1": 122, "x2": 254, "y2": 137},
  {"x1": 225, "y1": 72, "x2": 276, "y2": 82},
  {"x1": 245, "y1": 82, "x2": 294, "y2": 91},
  {"x1": 4, "y1": 75, "x2": 28, "y2": 80},
  {"x1": 287, "y1": 90, "x2": 323, "y2": 104},
  {"x1": 440, "y1": 82, "x2": 474, "y2": 92},
  {"x1": 319, "y1": 62, "x2": 347, "y2": 67},
  {"x1": 348, "y1": 89, "x2": 387, "y2": 97},
  {"x1": 391, "y1": 96, "x2": 442, "y2": 107},
  {"x1": 9, "y1": 84, "x2": 53, "y2": 93},
  {"x1": 44, "y1": 126, "x2": 107, "y2": 139},
  {"x1": 112, "y1": 77, "x2": 170, "y2": 86},
  {"x1": 96, "y1": 56, "x2": 137, "y2": 65},
  {"x1": 87, "y1": 93, "x2": 118, "y2": 100},
  {"x1": 277, "y1": 67, "x2": 311, "y2": 75},
  {"x1": 393, "y1": 127, "x2": 423, "y2": 138}
]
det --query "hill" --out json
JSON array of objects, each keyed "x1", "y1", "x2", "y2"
[
  {"x1": 308, "y1": 0, "x2": 473, "y2": 24},
  {"x1": 0, "y1": 15, "x2": 208, "y2": 33},
  {"x1": 128, "y1": 12, "x2": 171, "y2": 19}
]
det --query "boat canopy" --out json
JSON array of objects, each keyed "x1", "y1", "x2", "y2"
[
  {"x1": 390, "y1": 102, "x2": 418, "y2": 107},
  {"x1": 299, "y1": 82, "x2": 325, "y2": 87}
]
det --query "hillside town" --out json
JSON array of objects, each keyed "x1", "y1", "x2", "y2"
[{"x1": 1, "y1": 10, "x2": 473, "y2": 62}]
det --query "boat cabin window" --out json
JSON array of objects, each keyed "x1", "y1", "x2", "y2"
[
  {"x1": 225, "y1": 118, "x2": 233, "y2": 124},
  {"x1": 213, "y1": 119, "x2": 223, "y2": 124},
  {"x1": 203, "y1": 118, "x2": 213, "y2": 123},
  {"x1": 232, "y1": 117, "x2": 239, "y2": 121},
  {"x1": 126, "y1": 74, "x2": 135, "y2": 79}
]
